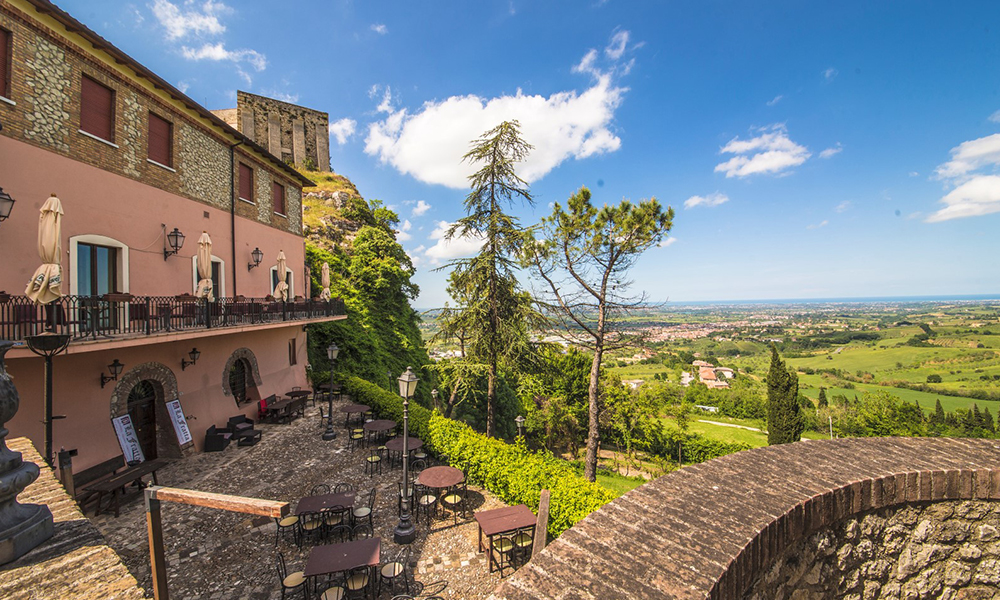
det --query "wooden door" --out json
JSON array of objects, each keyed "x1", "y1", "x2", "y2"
[{"x1": 127, "y1": 380, "x2": 157, "y2": 461}]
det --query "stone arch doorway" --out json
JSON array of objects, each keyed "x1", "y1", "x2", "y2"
[
  {"x1": 222, "y1": 348, "x2": 262, "y2": 406},
  {"x1": 110, "y1": 362, "x2": 190, "y2": 459}
]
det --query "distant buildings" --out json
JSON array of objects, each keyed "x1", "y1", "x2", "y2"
[{"x1": 681, "y1": 361, "x2": 731, "y2": 389}]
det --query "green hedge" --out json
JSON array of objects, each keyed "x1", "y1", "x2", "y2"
[{"x1": 342, "y1": 376, "x2": 617, "y2": 537}]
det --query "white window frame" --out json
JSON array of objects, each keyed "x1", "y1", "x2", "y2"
[
  {"x1": 191, "y1": 254, "x2": 226, "y2": 298},
  {"x1": 68, "y1": 234, "x2": 129, "y2": 295},
  {"x1": 269, "y1": 265, "x2": 294, "y2": 298}
]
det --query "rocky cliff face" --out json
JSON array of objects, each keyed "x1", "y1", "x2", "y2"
[{"x1": 301, "y1": 172, "x2": 363, "y2": 252}]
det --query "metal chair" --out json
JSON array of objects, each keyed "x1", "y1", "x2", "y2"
[
  {"x1": 344, "y1": 566, "x2": 373, "y2": 600},
  {"x1": 275, "y1": 552, "x2": 309, "y2": 599},
  {"x1": 333, "y1": 482, "x2": 355, "y2": 493},
  {"x1": 326, "y1": 523, "x2": 353, "y2": 544},
  {"x1": 490, "y1": 533, "x2": 516, "y2": 577},
  {"x1": 274, "y1": 514, "x2": 300, "y2": 548},
  {"x1": 319, "y1": 405, "x2": 331, "y2": 428},
  {"x1": 440, "y1": 479, "x2": 467, "y2": 524},
  {"x1": 379, "y1": 546, "x2": 411, "y2": 597},
  {"x1": 413, "y1": 483, "x2": 438, "y2": 524},
  {"x1": 310, "y1": 483, "x2": 331, "y2": 496},
  {"x1": 512, "y1": 526, "x2": 535, "y2": 566},
  {"x1": 299, "y1": 510, "x2": 325, "y2": 545},
  {"x1": 348, "y1": 428, "x2": 365, "y2": 451},
  {"x1": 364, "y1": 448, "x2": 382, "y2": 477},
  {"x1": 353, "y1": 488, "x2": 376, "y2": 529}
]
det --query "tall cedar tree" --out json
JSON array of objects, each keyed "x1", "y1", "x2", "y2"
[
  {"x1": 817, "y1": 387, "x2": 828, "y2": 408},
  {"x1": 766, "y1": 346, "x2": 804, "y2": 445},
  {"x1": 444, "y1": 121, "x2": 542, "y2": 436},
  {"x1": 523, "y1": 186, "x2": 674, "y2": 481}
]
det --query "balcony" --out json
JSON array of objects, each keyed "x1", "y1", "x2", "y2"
[{"x1": 0, "y1": 293, "x2": 346, "y2": 345}]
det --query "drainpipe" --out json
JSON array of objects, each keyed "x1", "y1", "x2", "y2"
[{"x1": 230, "y1": 141, "x2": 244, "y2": 298}]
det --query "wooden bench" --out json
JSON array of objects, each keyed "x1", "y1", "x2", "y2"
[
  {"x1": 85, "y1": 458, "x2": 170, "y2": 517},
  {"x1": 73, "y1": 455, "x2": 127, "y2": 515}
]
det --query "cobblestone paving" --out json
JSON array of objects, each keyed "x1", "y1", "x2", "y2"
[{"x1": 91, "y1": 397, "x2": 514, "y2": 599}]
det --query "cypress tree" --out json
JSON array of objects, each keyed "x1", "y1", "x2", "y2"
[
  {"x1": 817, "y1": 387, "x2": 828, "y2": 408},
  {"x1": 933, "y1": 399, "x2": 945, "y2": 424},
  {"x1": 767, "y1": 346, "x2": 804, "y2": 445},
  {"x1": 983, "y1": 407, "x2": 995, "y2": 433}
]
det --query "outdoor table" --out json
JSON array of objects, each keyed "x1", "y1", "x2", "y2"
[
  {"x1": 295, "y1": 491, "x2": 356, "y2": 515},
  {"x1": 303, "y1": 537, "x2": 381, "y2": 580},
  {"x1": 474, "y1": 504, "x2": 536, "y2": 551},
  {"x1": 416, "y1": 465, "x2": 464, "y2": 490},
  {"x1": 269, "y1": 397, "x2": 305, "y2": 423},
  {"x1": 384, "y1": 436, "x2": 423, "y2": 468},
  {"x1": 341, "y1": 403, "x2": 370, "y2": 428},
  {"x1": 363, "y1": 419, "x2": 395, "y2": 446},
  {"x1": 286, "y1": 390, "x2": 311, "y2": 399},
  {"x1": 87, "y1": 458, "x2": 170, "y2": 517}
]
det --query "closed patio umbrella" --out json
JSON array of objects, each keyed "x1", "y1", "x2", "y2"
[
  {"x1": 320, "y1": 262, "x2": 331, "y2": 300},
  {"x1": 195, "y1": 231, "x2": 214, "y2": 301},
  {"x1": 274, "y1": 250, "x2": 289, "y2": 301},
  {"x1": 25, "y1": 194, "x2": 64, "y2": 305},
  {"x1": 305, "y1": 266, "x2": 311, "y2": 299}
]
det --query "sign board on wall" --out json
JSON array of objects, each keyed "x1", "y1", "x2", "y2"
[
  {"x1": 165, "y1": 399, "x2": 192, "y2": 445},
  {"x1": 112, "y1": 414, "x2": 145, "y2": 464}
]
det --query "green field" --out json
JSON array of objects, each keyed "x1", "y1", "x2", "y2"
[{"x1": 797, "y1": 374, "x2": 997, "y2": 414}]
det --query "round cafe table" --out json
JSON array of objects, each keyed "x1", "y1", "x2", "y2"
[
  {"x1": 363, "y1": 419, "x2": 396, "y2": 446},
  {"x1": 341, "y1": 403, "x2": 370, "y2": 428},
  {"x1": 416, "y1": 465, "x2": 464, "y2": 490},
  {"x1": 385, "y1": 436, "x2": 423, "y2": 468}
]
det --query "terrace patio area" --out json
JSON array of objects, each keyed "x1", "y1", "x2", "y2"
[{"x1": 88, "y1": 394, "x2": 517, "y2": 600}]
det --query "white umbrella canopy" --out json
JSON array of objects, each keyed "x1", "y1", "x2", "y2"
[
  {"x1": 320, "y1": 262, "x2": 331, "y2": 300},
  {"x1": 273, "y1": 250, "x2": 289, "y2": 301},
  {"x1": 25, "y1": 194, "x2": 64, "y2": 305},
  {"x1": 195, "y1": 231, "x2": 214, "y2": 301},
  {"x1": 305, "y1": 266, "x2": 311, "y2": 299}
]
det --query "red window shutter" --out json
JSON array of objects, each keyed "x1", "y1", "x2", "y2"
[
  {"x1": 81, "y1": 76, "x2": 114, "y2": 142},
  {"x1": 239, "y1": 163, "x2": 253, "y2": 201},
  {"x1": 272, "y1": 182, "x2": 285, "y2": 215},
  {"x1": 0, "y1": 29, "x2": 10, "y2": 98},
  {"x1": 147, "y1": 112, "x2": 172, "y2": 166}
]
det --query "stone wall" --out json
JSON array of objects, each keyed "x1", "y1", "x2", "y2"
[
  {"x1": 746, "y1": 500, "x2": 1000, "y2": 600},
  {"x1": 215, "y1": 91, "x2": 330, "y2": 172},
  {"x1": 0, "y1": 2, "x2": 303, "y2": 237}
]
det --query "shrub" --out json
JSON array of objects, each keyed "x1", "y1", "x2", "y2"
[
  {"x1": 343, "y1": 376, "x2": 617, "y2": 537},
  {"x1": 927, "y1": 374, "x2": 943, "y2": 383}
]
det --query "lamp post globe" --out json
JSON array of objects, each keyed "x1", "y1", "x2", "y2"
[
  {"x1": 394, "y1": 366, "x2": 418, "y2": 544},
  {"x1": 515, "y1": 414, "x2": 525, "y2": 439},
  {"x1": 322, "y1": 342, "x2": 340, "y2": 441}
]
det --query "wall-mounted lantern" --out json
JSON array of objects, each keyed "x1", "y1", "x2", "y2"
[
  {"x1": 248, "y1": 247, "x2": 264, "y2": 271},
  {"x1": 100, "y1": 359, "x2": 124, "y2": 388},
  {"x1": 181, "y1": 347, "x2": 201, "y2": 371},
  {"x1": 0, "y1": 187, "x2": 15, "y2": 224},
  {"x1": 163, "y1": 227, "x2": 185, "y2": 260}
]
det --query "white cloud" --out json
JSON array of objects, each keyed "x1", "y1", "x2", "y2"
[
  {"x1": 151, "y1": 0, "x2": 229, "y2": 40},
  {"x1": 835, "y1": 200, "x2": 851, "y2": 213},
  {"x1": 412, "y1": 200, "x2": 431, "y2": 217},
  {"x1": 934, "y1": 134, "x2": 1000, "y2": 181},
  {"x1": 572, "y1": 49, "x2": 599, "y2": 76},
  {"x1": 927, "y1": 175, "x2": 1000, "y2": 222},
  {"x1": 658, "y1": 237, "x2": 677, "y2": 248},
  {"x1": 396, "y1": 219, "x2": 413, "y2": 242},
  {"x1": 424, "y1": 221, "x2": 485, "y2": 265},
  {"x1": 371, "y1": 23, "x2": 387, "y2": 35},
  {"x1": 819, "y1": 143, "x2": 843, "y2": 159},
  {"x1": 181, "y1": 43, "x2": 266, "y2": 71},
  {"x1": 806, "y1": 220, "x2": 829, "y2": 230},
  {"x1": 177, "y1": 80, "x2": 190, "y2": 94},
  {"x1": 684, "y1": 192, "x2": 729, "y2": 209},
  {"x1": 369, "y1": 85, "x2": 395, "y2": 114},
  {"x1": 365, "y1": 75, "x2": 626, "y2": 189},
  {"x1": 766, "y1": 95, "x2": 783, "y2": 107},
  {"x1": 329, "y1": 118, "x2": 357, "y2": 145},
  {"x1": 605, "y1": 30, "x2": 629, "y2": 60},
  {"x1": 909, "y1": 171, "x2": 920, "y2": 177},
  {"x1": 714, "y1": 124, "x2": 810, "y2": 178},
  {"x1": 989, "y1": 110, "x2": 1000, "y2": 124},
  {"x1": 823, "y1": 67, "x2": 838, "y2": 81}
]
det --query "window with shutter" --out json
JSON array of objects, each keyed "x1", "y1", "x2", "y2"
[
  {"x1": 272, "y1": 182, "x2": 285, "y2": 215},
  {"x1": 0, "y1": 28, "x2": 10, "y2": 99},
  {"x1": 147, "y1": 112, "x2": 172, "y2": 167},
  {"x1": 239, "y1": 163, "x2": 253, "y2": 201},
  {"x1": 80, "y1": 75, "x2": 115, "y2": 142}
]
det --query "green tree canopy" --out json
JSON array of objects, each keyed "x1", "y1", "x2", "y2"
[{"x1": 766, "y1": 346, "x2": 804, "y2": 445}]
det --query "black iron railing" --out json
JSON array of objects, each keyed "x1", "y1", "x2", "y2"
[{"x1": 0, "y1": 293, "x2": 346, "y2": 343}]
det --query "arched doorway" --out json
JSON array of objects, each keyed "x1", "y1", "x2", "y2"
[
  {"x1": 127, "y1": 380, "x2": 158, "y2": 460},
  {"x1": 228, "y1": 358, "x2": 252, "y2": 406}
]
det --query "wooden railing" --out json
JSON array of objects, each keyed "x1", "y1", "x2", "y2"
[{"x1": 0, "y1": 293, "x2": 346, "y2": 343}]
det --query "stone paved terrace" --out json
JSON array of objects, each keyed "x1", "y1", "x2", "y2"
[
  {"x1": 489, "y1": 437, "x2": 1000, "y2": 600},
  {"x1": 88, "y1": 397, "x2": 513, "y2": 599},
  {"x1": 0, "y1": 437, "x2": 146, "y2": 600}
]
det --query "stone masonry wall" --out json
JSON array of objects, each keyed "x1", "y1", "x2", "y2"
[
  {"x1": 746, "y1": 500, "x2": 1000, "y2": 600},
  {"x1": 0, "y1": 2, "x2": 302, "y2": 237},
  {"x1": 227, "y1": 90, "x2": 330, "y2": 172}
]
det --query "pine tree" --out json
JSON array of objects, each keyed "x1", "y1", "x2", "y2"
[
  {"x1": 983, "y1": 406, "x2": 995, "y2": 433},
  {"x1": 767, "y1": 346, "x2": 804, "y2": 445},
  {"x1": 817, "y1": 387, "x2": 828, "y2": 408},
  {"x1": 933, "y1": 399, "x2": 945, "y2": 424}
]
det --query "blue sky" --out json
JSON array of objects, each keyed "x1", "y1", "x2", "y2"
[{"x1": 71, "y1": 0, "x2": 1000, "y2": 306}]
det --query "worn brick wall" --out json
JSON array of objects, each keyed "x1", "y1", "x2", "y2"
[
  {"x1": 746, "y1": 500, "x2": 1000, "y2": 600},
  {"x1": 231, "y1": 90, "x2": 330, "y2": 172},
  {"x1": 0, "y1": 2, "x2": 301, "y2": 236}
]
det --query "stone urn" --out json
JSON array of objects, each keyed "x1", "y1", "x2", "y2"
[{"x1": 0, "y1": 340, "x2": 54, "y2": 565}]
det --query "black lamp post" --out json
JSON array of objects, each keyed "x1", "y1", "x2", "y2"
[
  {"x1": 24, "y1": 330, "x2": 71, "y2": 467},
  {"x1": 248, "y1": 247, "x2": 263, "y2": 271},
  {"x1": 393, "y1": 366, "x2": 418, "y2": 545},
  {"x1": 163, "y1": 227, "x2": 185, "y2": 260},
  {"x1": 322, "y1": 342, "x2": 339, "y2": 441},
  {"x1": 181, "y1": 347, "x2": 200, "y2": 371},
  {"x1": 515, "y1": 414, "x2": 525, "y2": 439},
  {"x1": 0, "y1": 187, "x2": 15, "y2": 224}
]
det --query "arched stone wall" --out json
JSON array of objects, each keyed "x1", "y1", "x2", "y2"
[
  {"x1": 220, "y1": 347, "x2": 262, "y2": 397},
  {"x1": 110, "y1": 362, "x2": 192, "y2": 458},
  {"x1": 488, "y1": 438, "x2": 1000, "y2": 600}
]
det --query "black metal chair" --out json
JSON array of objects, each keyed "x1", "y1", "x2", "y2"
[
  {"x1": 440, "y1": 478, "x2": 467, "y2": 524},
  {"x1": 490, "y1": 533, "x2": 516, "y2": 578},
  {"x1": 353, "y1": 488, "x2": 376, "y2": 529},
  {"x1": 326, "y1": 523, "x2": 353, "y2": 544},
  {"x1": 364, "y1": 448, "x2": 382, "y2": 477},
  {"x1": 333, "y1": 482, "x2": 355, "y2": 493},
  {"x1": 413, "y1": 483, "x2": 438, "y2": 525},
  {"x1": 344, "y1": 566, "x2": 373, "y2": 600},
  {"x1": 379, "y1": 546, "x2": 411, "y2": 597},
  {"x1": 310, "y1": 483, "x2": 331, "y2": 496},
  {"x1": 512, "y1": 526, "x2": 535, "y2": 566},
  {"x1": 274, "y1": 513, "x2": 300, "y2": 548},
  {"x1": 275, "y1": 552, "x2": 309, "y2": 599},
  {"x1": 299, "y1": 510, "x2": 325, "y2": 545},
  {"x1": 323, "y1": 504, "x2": 349, "y2": 531},
  {"x1": 348, "y1": 427, "x2": 365, "y2": 451}
]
